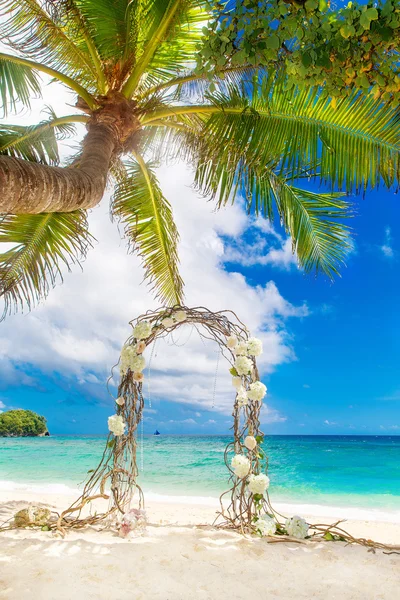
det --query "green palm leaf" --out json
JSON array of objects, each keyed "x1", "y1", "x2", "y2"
[
  {"x1": 0, "y1": 56, "x2": 41, "y2": 115},
  {"x1": 0, "y1": 112, "x2": 80, "y2": 164},
  {"x1": 112, "y1": 156, "x2": 183, "y2": 305},
  {"x1": 0, "y1": 211, "x2": 94, "y2": 319},
  {"x1": 204, "y1": 79, "x2": 400, "y2": 192},
  {"x1": 248, "y1": 171, "x2": 352, "y2": 278},
  {"x1": 0, "y1": 0, "x2": 98, "y2": 89},
  {"x1": 123, "y1": 0, "x2": 208, "y2": 97}
]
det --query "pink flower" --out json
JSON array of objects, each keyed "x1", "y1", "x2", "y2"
[{"x1": 136, "y1": 341, "x2": 146, "y2": 354}]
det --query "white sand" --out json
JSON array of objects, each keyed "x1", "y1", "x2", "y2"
[{"x1": 0, "y1": 489, "x2": 399, "y2": 600}]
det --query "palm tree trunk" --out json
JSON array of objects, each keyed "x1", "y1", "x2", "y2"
[{"x1": 0, "y1": 122, "x2": 117, "y2": 214}]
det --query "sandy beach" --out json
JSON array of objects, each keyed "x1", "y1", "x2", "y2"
[{"x1": 0, "y1": 489, "x2": 399, "y2": 600}]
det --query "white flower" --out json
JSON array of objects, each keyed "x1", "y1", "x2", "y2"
[
  {"x1": 162, "y1": 317, "x2": 174, "y2": 328},
  {"x1": 247, "y1": 337, "x2": 263, "y2": 357},
  {"x1": 235, "y1": 340, "x2": 249, "y2": 355},
  {"x1": 133, "y1": 321, "x2": 152, "y2": 340},
  {"x1": 237, "y1": 391, "x2": 248, "y2": 408},
  {"x1": 247, "y1": 381, "x2": 267, "y2": 402},
  {"x1": 236, "y1": 387, "x2": 248, "y2": 407},
  {"x1": 226, "y1": 335, "x2": 238, "y2": 349},
  {"x1": 174, "y1": 310, "x2": 187, "y2": 323},
  {"x1": 255, "y1": 515, "x2": 276, "y2": 537},
  {"x1": 116, "y1": 396, "x2": 125, "y2": 406},
  {"x1": 248, "y1": 473, "x2": 270, "y2": 495},
  {"x1": 232, "y1": 376, "x2": 242, "y2": 389},
  {"x1": 231, "y1": 454, "x2": 251, "y2": 478},
  {"x1": 108, "y1": 414, "x2": 126, "y2": 436},
  {"x1": 136, "y1": 341, "x2": 146, "y2": 354},
  {"x1": 244, "y1": 435, "x2": 257, "y2": 450},
  {"x1": 120, "y1": 345, "x2": 135, "y2": 375},
  {"x1": 133, "y1": 372, "x2": 144, "y2": 383},
  {"x1": 131, "y1": 354, "x2": 145, "y2": 373},
  {"x1": 285, "y1": 516, "x2": 309, "y2": 539},
  {"x1": 234, "y1": 355, "x2": 252, "y2": 376}
]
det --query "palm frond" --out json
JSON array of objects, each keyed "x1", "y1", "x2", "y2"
[
  {"x1": 0, "y1": 111, "x2": 80, "y2": 164},
  {"x1": 203, "y1": 78, "x2": 400, "y2": 193},
  {"x1": 112, "y1": 156, "x2": 183, "y2": 306},
  {"x1": 123, "y1": 0, "x2": 209, "y2": 97},
  {"x1": 0, "y1": 56, "x2": 41, "y2": 115},
  {"x1": 0, "y1": 211, "x2": 94, "y2": 320},
  {"x1": 248, "y1": 171, "x2": 352, "y2": 278},
  {"x1": 0, "y1": 0, "x2": 98, "y2": 89}
]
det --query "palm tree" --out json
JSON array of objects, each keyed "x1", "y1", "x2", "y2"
[{"x1": 0, "y1": 0, "x2": 399, "y2": 318}]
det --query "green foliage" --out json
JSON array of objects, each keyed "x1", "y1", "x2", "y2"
[
  {"x1": 196, "y1": 0, "x2": 400, "y2": 103},
  {"x1": 0, "y1": 409, "x2": 47, "y2": 437},
  {"x1": 0, "y1": 211, "x2": 94, "y2": 319},
  {"x1": 0, "y1": 56, "x2": 41, "y2": 115},
  {"x1": 112, "y1": 157, "x2": 183, "y2": 306},
  {"x1": 0, "y1": 0, "x2": 399, "y2": 316},
  {"x1": 0, "y1": 111, "x2": 76, "y2": 164}
]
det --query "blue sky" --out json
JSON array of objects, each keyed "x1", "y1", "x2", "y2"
[
  {"x1": 0, "y1": 84, "x2": 399, "y2": 436},
  {"x1": 1, "y1": 177, "x2": 399, "y2": 436}
]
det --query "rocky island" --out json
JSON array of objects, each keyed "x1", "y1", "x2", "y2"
[{"x1": 0, "y1": 409, "x2": 49, "y2": 437}]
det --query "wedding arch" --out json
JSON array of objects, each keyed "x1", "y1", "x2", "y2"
[
  {"x1": 51, "y1": 307, "x2": 400, "y2": 553},
  {"x1": 57, "y1": 305, "x2": 277, "y2": 536},
  {"x1": 1, "y1": 305, "x2": 398, "y2": 551}
]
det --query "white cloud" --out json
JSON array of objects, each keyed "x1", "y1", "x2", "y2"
[
  {"x1": 380, "y1": 226, "x2": 394, "y2": 259},
  {"x1": 260, "y1": 404, "x2": 287, "y2": 424},
  {"x1": 323, "y1": 419, "x2": 338, "y2": 426},
  {"x1": 223, "y1": 229, "x2": 297, "y2": 271},
  {"x1": 0, "y1": 80, "x2": 308, "y2": 420},
  {"x1": 380, "y1": 424, "x2": 399, "y2": 431}
]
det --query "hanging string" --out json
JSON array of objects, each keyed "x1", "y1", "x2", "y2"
[
  {"x1": 212, "y1": 348, "x2": 220, "y2": 410},
  {"x1": 167, "y1": 324, "x2": 195, "y2": 347},
  {"x1": 140, "y1": 404, "x2": 144, "y2": 472},
  {"x1": 147, "y1": 337, "x2": 157, "y2": 409}
]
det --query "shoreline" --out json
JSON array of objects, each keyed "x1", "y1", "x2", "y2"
[
  {"x1": 1, "y1": 486, "x2": 400, "y2": 544},
  {"x1": 1, "y1": 478, "x2": 399, "y2": 524}
]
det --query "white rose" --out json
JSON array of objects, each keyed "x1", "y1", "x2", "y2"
[
  {"x1": 133, "y1": 372, "x2": 144, "y2": 383},
  {"x1": 133, "y1": 321, "x2": 152, "y2": 340},
  {"x1": 226, "y1": 335, "x2": 238, "y2": 349},
  {"x1": 116, "y1": 396, "x2": 125, "y2": 406},
  {"x1": 234, "y1": 355, "x2": 252, "y2": 376},
  {"x1": 174, "y1": 310, "x2": 187, "y2": 323},
  {"x1": 231, "y1": 454, "x2": 251, "y2": 479},
  {"x1": 247, "y1": 381, "x2": 267, "y2": 402},
  {"x1": 136, "y1": 341, "x2": 146, "y2": 354},
  {"x1": 285, "y1": 516, "x2": 309, "y2": 539},
  {"x1": 108, "y1": 414, "x2": 126, "y2": 436},
  {"x1": 248, "y1": 473, "x2": 270, "y2": 495},
  {"x1": 244, "y1": 435, "x2": 257, "y2": 450},
  {"x1": 235, "y1": 340, "x2": 249, "y2": 355},
  {"x1": 232, "y1": 376, "x2": 242, "y2": 389},
  {"x1": 162, "y1": 317, "x2": 174, "y2": 328},
  {"x1": 131, "y1": 354, "x2": 145, "y2": 373},
  {"x1": 247, "y1": 337, "x2": 263, "y2": 357},
  {"x1": 255, "y1": 515, "x2": 276, "y2": 537}
]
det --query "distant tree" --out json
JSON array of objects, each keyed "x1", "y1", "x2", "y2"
[
  {"x1": 0, "y1": 1, "x2": 399, "y2": 319},
  {"x1": 0, "y1": 409, "x2": 48, "y2": 436}
]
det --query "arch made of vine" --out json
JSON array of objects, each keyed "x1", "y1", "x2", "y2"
[
  {"x1": 51, "y1": 307, "x2": 400, "y2": 555},
  {"x1": 56, "y1": 305, "x2": 272, "y2": 534}
]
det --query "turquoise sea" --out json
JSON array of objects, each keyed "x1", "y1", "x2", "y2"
[{"x1": 1, "y1": 435, "x2": 399, "y2": 513}]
